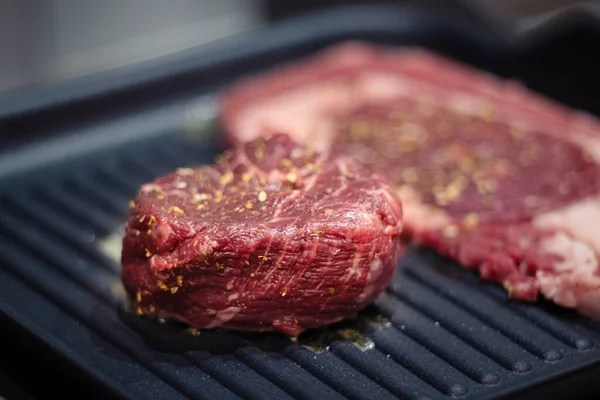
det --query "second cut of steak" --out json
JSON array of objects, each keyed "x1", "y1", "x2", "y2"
[
  {"x1": 219, "y1": 42, "x2": 600, "y2": 320},
  {"x1": 121, "y1": 134, "x2": 403, "y2": 336},
  {"x1": 335, "y1": 101, "x2": 600, "y2": 313}
]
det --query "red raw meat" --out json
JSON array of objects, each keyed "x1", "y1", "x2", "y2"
[
  {"x1": 121, "y1": 134, "x2": 403, "y2": 336},
  {"x1": 219, "y1": 42, "x2": 600, "y2": 320}
]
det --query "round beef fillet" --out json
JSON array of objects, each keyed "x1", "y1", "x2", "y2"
[{"x1": 121, "y1": 134, "x2": 403, "y2": 336}]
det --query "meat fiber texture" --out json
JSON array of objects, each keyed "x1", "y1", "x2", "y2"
[
  {"x1": 121, "y1": 134, "x2": 403, "y2": 337},
  {"x1": 219, "y1": 41, "x2": 600, "y2": 321}
]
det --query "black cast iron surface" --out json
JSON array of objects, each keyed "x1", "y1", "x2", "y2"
[{"x1": 0, "y1": 5, "x2": 600, "y2": 400}]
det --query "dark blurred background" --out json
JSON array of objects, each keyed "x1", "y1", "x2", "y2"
[
  {"x1": 1, "y1": 0, "x2": 599, "y2": 153},
  {"x1": 1, "y1": 0, "x2": 597, "y2": 97}
]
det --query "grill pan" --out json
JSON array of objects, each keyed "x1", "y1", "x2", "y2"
[{"x1": 0, "y1": 5, "x2": 600, "y2": 400}]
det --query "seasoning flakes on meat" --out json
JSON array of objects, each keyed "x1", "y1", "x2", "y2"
[
  {"x1": 219, "y1": 41, "x2": 600, "y2": 320},
  {"x1": 121, "y1": 134, "x2": 403, "y2": 336}
]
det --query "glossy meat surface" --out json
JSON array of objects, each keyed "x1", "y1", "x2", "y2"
[
  {"x1": 121, "y1": 134, "x2": 403, "y2": 336},
  {"x1": 219, "y1": 42, "x2": 600, "y2": 320}
]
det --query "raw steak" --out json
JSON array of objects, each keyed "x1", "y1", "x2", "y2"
[
  {"x1": 121, "y1": 134, "x2": 403, "y2": 336},
  {"x1": 218, "y1": 42, "x2": 600, "y2": 320}
]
